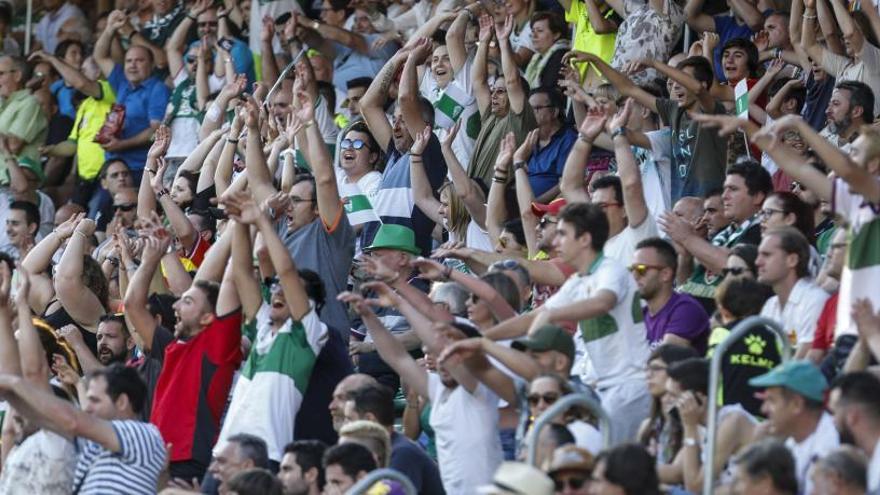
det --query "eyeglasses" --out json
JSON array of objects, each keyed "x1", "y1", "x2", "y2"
[
  {"x1": 185, "y1": 55, "x2": 197, "y2": 63},
  {"x1": 197, "y1": 21, "x2": 218, "y2": 28},
  {"x1": 290, "y1": 196, "x2": 316, "y2": 204},
  {"x1": 114, "y1": 203, "x2": 136, "y2": 212},
  {"x1": 721, "y1": 267, "x2": 747, "y2": 277},
  {"x1": 554, "y1": 476, "x2": 587, "y2": 491},
  {"x1": 468, "y1": 294, "x2": 481, "y2": 304},
  {"x1": 628, "y1": 264, "x2": 664, "y2": 277},
  {"x1": 497, "y1": 236, "x2": 508, "y2": 249},
  {"x1": 341, "y1": 138, "x2": 369, "y2": 151},
  {"x1": 538, "y1": 216, "x2": 557, "y2": 228},
  {"x1": 527, "y1": 392, "x2": 560, "y2": 407},
  {"x1": 759, "y1": 208, "x2": 786, "y2": 219}
]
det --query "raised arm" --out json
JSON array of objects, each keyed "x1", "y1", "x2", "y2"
[
  {"x1": 729, "y1": 0, "x2": 765, "y2": 31},
  {"x1": 54, "y1": 219, "x2": 106, "y2": 327},
  {"x1": 21, "y1": 214, "x2": 83, "y2": 314},
  {"x1": 649, "y1": 58, "x2": 716, "y2": 112},
  {"x1": 339, "y1": 292, "x2": 429, "y2": 398},
  {"x1": 400, "y1": 39, "x2": 434, "y2": 140},
  {"x1": 193, "y1": 226, "x2": 233, "y2": 284},
  {"x1": 440, "y1": 122, "x2": 487, "y2": 227},
  {"x1": 486, "y1": 133, "x2": 514, "y2": 244},
  {"x1": 151, "y1": 158, "x2": 199, "y2": 254},
  {"x1": 582, "y1": 0, "x2": 619, "y2": 34},
  {"x1": 610, "y1": 101, "x2": 649, "y2": 228},
  {"x1": 241, "y1": 97, "x2": 279, "y2": 206},
  {"x1": 412, "y1": 257, "x2": 518, "y2": 322},
  {"x1": 410, "y1": 127, "x2": 443, "y2": 225},
  {"x1": 496, "y1": 15, "x2": 528, "y2": 114},
  {"x1": 828, "y1": 0, "x2": 864, "y2": 52},
  {"x1": 228, "y1": 216, "x2": 263, "y2": 322},
  {"x1": 309, "y1": 21, "x2": 369, "y2": 54},
  {"x1": 138, "y1": 128, "x2": 170, "y2": 220},
  {"x1": 30, "y1": 51, "x2": 100, "y2": 98},
  {"x1": 570, "y1": 51, "x2": 659, "y2": 113},
  {"x1": 361, "y1": 50, "x2": 409, "y2": 152},
  {"x1": 513, "y1": 130, "x2": 541, "y2": 256},
  {"x1": 561, "y1": 109, "x2": 605, "y2": 203},
  {"x1": 438, "y1": 338, "x2": 518, "y2": 403},
  {"x1": 295, "y1": 88, "x2": 344, "y2": 227},
  {"x1": 684, "y1": 0, "x2": 716, "y2": 34},
  {"x1": 94, "y1": 10, "x2": 126, "y2": 78},
  {"x1": 446, "y1": 9, "x2": 473, "y2": 74},
  {"x1": 800, "y1": 0, "x2": 830, "y2": 67},
  {"x1": 473, "y1": 14, "x2": 494, "y2": 117}
]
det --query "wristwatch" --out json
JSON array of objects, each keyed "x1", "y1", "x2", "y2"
[
  {"x1": 312, "y1": 20, "x2": 320, "y2": 30},
  {"x1": 513, "y1": 161, "x2": 528, "y2": 172},
  {"x1": 612, "y1": 127, "x2": 628, "y2": 139}
]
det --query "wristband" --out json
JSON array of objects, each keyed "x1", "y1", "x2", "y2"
[
  {"x1": 187, "y1": 13, "x2": 197, "y2": 21},
  {"x1": 157, "y1": 189, "x2": 170, "y2": 198},
  {"x1": 226, "y1": 138, "x2": 240, "y2": 144},
  {"x1": 683, "y1": 437, "x2": 698, "y2": 447},
  {"x1": 578, "y1": 133, "x2": 592, "y2": 143},
  {"x1": 513, "y1": 161, "x2": 527, "y2": 172},
  {"x1": 312, "y1": 20, "x2": 320, "y2": 30},
  {"x1": 612, "y1": 127, "x2": 627, "y2": 139}
]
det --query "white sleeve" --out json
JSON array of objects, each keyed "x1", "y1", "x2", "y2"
[
  {"x1": 832, "y1": 177, "x2": 863, "y2": 221},
  {"x1": 299, "y1": 307, "x2": 330, "y2": 355},
  {"x1": 794, "y1": 288, "x2": 829, "y2": 345},
  {"x1": 591, "y1": 262, "x2": 628, "y2": 305}
]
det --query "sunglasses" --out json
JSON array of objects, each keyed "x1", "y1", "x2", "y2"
[
  {"x1": 721, "y1": 267, "x2": 747, "y2": 277},
  {"x1": 628, "y1": 264, "x2": 664, "y2": 277},
  {"x1": 114, "y1": 203, "x2": 136, "y2": 212},
  {"x1": 468, "y1": 294, "x2": 481, "y2": 304},
  {"x1": 554, "y1": 476, "x2": 587, "y2": 491},
  {"x1": 341, "y1": 138, "x2": 369, "y2": 151},
  {"x1": 185, "y1": 55, "x2": 197, "y2": 63},
  {"x1": 527, "y1": 392, "x2": 560, "y2": 407}
]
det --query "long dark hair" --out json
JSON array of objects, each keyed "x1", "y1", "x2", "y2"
[{"x1": 639, "y1": 345, "x2": 698, "y2": 462}]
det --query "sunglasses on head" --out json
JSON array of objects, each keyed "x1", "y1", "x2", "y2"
[
  {"x1": 527, "y1": 392, "x2": 560, "y2": 407},
  {"x1": 554, "y1": 476, "x2": 587, "y2": 491},
  {"x1": 114, "y1": 203, "x2": 136, "y2": 212},
  {"x1": 341, "y1": 138, "x2": 369, "y2": 151},
  {"x1": 721, "y1": 267, "x2": 747, "y2": 277}
]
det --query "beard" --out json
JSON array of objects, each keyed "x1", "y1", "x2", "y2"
[
  {"x1": 829, "y1": 115, "x2": 852, "y2": 136},
  {"x1": 97, "y1": 346, "x2": 128, "y2": 366},
  {"x1": 838, "y1": 422, "x2": 857, "y2": 445}
]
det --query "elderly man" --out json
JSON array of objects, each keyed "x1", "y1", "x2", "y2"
[
  {"x1": 0, "y1": 55, "x2": 48, "y2": 189},
  {"x1": 94, "y1": 10, "x2": 171, "y2": 177}
]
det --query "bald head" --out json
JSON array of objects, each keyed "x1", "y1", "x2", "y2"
[
  {"x1": 123, "y1": 45, "x2": 154, "y2": 84},
  {"x1": 673, "y1": 196, "x2": 704, "y2": 224},
  {"x1": 330, "y1": 374, "x2": 378, "y2": 431}
]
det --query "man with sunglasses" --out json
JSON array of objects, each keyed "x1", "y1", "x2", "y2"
[
  {"x1": 545, "y1": 445, "x2": 594, "y2": 495},
  {"x1": 633, "y1": 237, "x2": 709, "y2": 354}
]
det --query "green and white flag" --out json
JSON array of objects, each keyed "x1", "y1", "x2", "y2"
[
  {"x1": 735, "y1": 79, "x2": 749, "y2": 118},
  {"x1": 340, "y1": 182, "x2": 380, "y2": 225},
  {"x1": 434, "y1": 81, "x2": 470, "y2": 129}
]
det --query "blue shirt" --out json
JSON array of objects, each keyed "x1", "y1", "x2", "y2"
[
  {"x1": 713, "y1": 14, "x2": 759, "y2": 82},
  {"x1": 527, "y1": 126, "x2": 577, "y2": 197},
  {"x1": 50, "y1": 80, "x2": 78, "y2": 120},
  {"x1": 331, "y1": 34, "x2": 398, "y2": 93},
  {"x1": 107, "y1": 64, "x2": 171, "y2": 171}
]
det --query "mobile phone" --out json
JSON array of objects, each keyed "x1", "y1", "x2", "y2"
[
  {"x1": 275, "y1": 12, "x2": 292, "y2": 26},
  {"x1": 218, "y1": 37, "x2": 234, "y2": 52}
]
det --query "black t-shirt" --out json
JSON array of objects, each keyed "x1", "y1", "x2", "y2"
[
  {"x1": 294, "y1": 327, "x2": 353, "y2": 445},
  {"x1": 391, "y1": 432, "x2": 446, "y2": 495},
  {"x1": 708, "y1": 320, "x2": 782, "y2": 418}
]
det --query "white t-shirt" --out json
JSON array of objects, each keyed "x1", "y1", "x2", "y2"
[
  {"x1": 544, "y1": 255, "x2": 650, "y2": 388},
  {"x1": 428, "y1": 372, "x2": 503, "y2": 495},
  {"x1": 760, "y1": 278, "x2": 829, "y2": 347},
  {"x1": 422, "y1": 56, "x2": 480, "y2": 168},
  {"x1": 569, "y1": 420, "x2": 603, "y2": 455},
  {"x1": 832, "y1": 177, "x2": 880, "y2": 338},
  {"x1": 604, "y1": 214, "x2": 660, "y2": 267},
  {"x1": 786, "y1": 412, "x2": 840, "y2": 494},
  {"x1": 643, "y1": 128, "x2": 673, "y2": 219}
]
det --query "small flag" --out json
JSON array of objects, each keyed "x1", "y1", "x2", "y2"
[
  {"x1": 735, "y1": 79, "x2": 749, "y2": 118},
  {"x1": 433, "y1": 81, "x2": 471, "y2": 129},
  {"x1": 340, "y1": 182, "x2": 380, "y2": 225}
]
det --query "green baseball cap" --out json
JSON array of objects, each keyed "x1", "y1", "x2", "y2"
[
  {"x1": 365, "y1": 224, "x2": 420, "y2": 255},
  {"x1": 748, "y1": 360, "x2": 828, "y2": 402},
  {"x1": 512, "y1": 325, "x2": 575, "y2": 364}
]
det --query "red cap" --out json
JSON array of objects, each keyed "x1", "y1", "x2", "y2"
[{"x1": 531, "y1": 198, "x2": 567, "y2": 217}]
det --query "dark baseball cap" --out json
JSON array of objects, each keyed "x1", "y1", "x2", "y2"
[{"x1": 512, "y1": 325, "x2": 575, "y2": 363}]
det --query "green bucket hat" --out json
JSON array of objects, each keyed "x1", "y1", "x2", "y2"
[{"x1": 366, "y1": 224, "x2": 420, "y2": 255}]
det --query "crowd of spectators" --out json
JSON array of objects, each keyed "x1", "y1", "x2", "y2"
[{"x1": 0, "y1": 0, "x2": 879, "y2": 493}]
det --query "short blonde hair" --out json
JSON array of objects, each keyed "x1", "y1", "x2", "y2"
[{"x1": 339, "y1": 420, "x2": 391, "y2": 468}]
